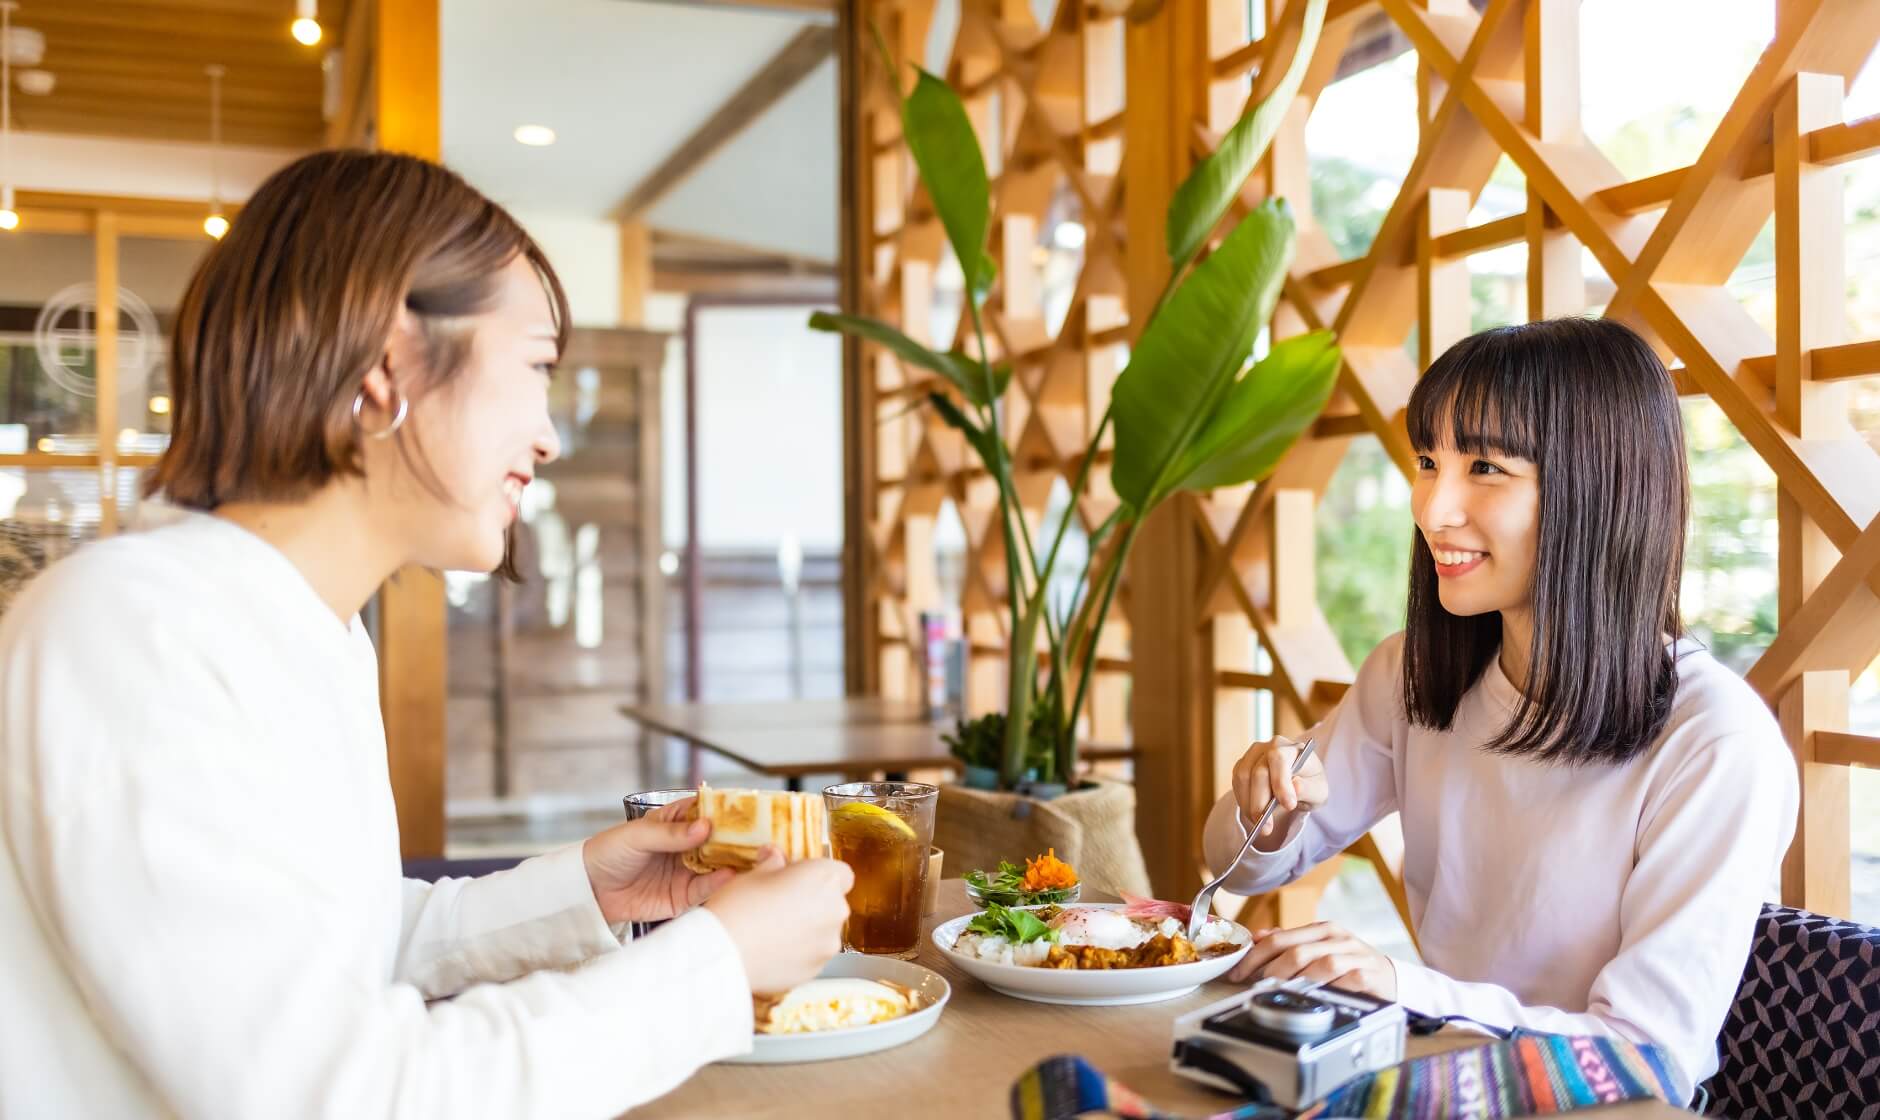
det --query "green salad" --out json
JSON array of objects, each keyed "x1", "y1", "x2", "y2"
[
  {"x1": 963, "y1": 859, "x2": 1080, "y2": 906},
  {"x1": 964, "y1": 902, "x2": 1060, "y2": 944}
]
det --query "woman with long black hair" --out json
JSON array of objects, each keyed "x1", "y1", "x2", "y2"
[{"x1": 1203, "y1": 317, "x2": 1797, "y2": 1104}]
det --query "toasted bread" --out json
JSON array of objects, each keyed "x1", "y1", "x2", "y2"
[{"x1": 682, "y1": 782, "x2": 829, "y2": 873}]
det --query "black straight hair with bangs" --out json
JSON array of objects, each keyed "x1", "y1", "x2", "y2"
[{"x1": 1401, "y1": 317, "x2": 1689, "y2": 766}]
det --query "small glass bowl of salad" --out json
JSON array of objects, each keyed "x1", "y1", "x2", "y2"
[{"x1": 963, "y1": 852, "x2": 1082, "y2": 909}]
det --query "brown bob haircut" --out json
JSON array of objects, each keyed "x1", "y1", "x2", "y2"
[
  {"x1": 1401, "y1": 317, "x2": 1689, "y2": 767},
  {"x1": 147, "y1": 149, "x2": 570, "y2": 517}
]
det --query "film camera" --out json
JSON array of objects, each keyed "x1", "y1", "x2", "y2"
[{"x1": 1171, "y1": 979, "x2": 1406, "y2": 1108}]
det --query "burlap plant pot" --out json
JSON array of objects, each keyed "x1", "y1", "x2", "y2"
[{"x1": 934, "y1": 778, "x2": 1152, "y2": 897}]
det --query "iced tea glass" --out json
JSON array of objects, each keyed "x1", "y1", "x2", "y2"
[
  {"x1": 622, "y1": 788, "x2": 696, "y2": 939},
  {"x1": 822, "y1": 781, "x2": 937, "y2": 958}
]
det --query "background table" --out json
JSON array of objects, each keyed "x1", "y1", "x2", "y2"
[
  {"x1": 634, "y1": 881, "x2": 1688, "y2": 1117},
  {"x1": 621, "y1": 699, "x2": 1135, "y2": 790}
]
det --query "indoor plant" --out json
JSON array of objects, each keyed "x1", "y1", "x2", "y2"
[{"x1": 813, "y1": 1, "x2": 1337, "y2": 801}]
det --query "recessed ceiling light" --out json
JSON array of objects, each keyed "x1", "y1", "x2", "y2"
[{"x1": 513, "y1": 124, "x2": 556, "y2": 147}]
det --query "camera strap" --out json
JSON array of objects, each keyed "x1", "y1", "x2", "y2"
[
  {"x1": 1009, "y1": 1032, "x2": 1680, "y2": 1120},
  {"x1": 1295, "y1": 1032, "x2": 1681, "y2": 1118}
]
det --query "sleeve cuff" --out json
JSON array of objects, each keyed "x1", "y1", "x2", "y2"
[
  {"x1": 629, "y1": 907, "x2": 754, "y2": 1062},
  {"x1": 535, "y1": 841, "x2": 629, "y2": 961},
  {"x1": 1390, "y1": 955, "x2": 1437, "y2": 1017}
]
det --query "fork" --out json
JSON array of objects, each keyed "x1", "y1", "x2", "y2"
[{"x1": 1185, "y1": 738, "x2": 1318, "y2": 942}]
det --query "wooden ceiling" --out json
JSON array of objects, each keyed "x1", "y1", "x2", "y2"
[{"x1": 6, "y1": 0, "x2": 350, "y2": 149}]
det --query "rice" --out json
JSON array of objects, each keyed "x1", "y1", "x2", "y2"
[
  {"x1": 953, "y1": 931, "x2": 1052, "y2": 967},
  {"x1": 953, "y1": 916, "x2": 1245, "y2": 967}
]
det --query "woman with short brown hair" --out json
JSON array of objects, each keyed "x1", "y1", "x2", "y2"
[{"x1": 0, "y1": 149, "x2": 851, "y2": 1118}]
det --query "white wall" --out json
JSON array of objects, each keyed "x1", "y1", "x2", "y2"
[
  {"x1": 8, "y1": 132, "x2": 299, "y2": 202},
  {"x1": 662, "y1": 302, "x2": 842, "y2": 552},
  {"x1": 509, "y1": 209, "x2": 621, "y2": 328},
  {"x1": 644, "y1": 58, "x2": 839, "y2": 264}
]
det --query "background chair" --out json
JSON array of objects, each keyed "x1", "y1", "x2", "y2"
[{"x1": 1702, "y1": 903, "x2": 1880, "y2": 1119}]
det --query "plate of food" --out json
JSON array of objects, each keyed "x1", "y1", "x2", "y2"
[
  {"x1": 962, "y1": 849, "x2": 1083, "y2": 909},
  {"x1": 725, "y1": 953, "x2": 951, "y2": 1064},
  {"x1": 932, "y1": 898, "x2": 1251, "y2": 1006}
]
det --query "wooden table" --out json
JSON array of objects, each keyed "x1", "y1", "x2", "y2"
[
  {"x1": 621, "y1": 700, "x2": 1135, "y2": 791},
  {"x1": 636, "y1": 882, "x2": 1688, "y2": 1118}
]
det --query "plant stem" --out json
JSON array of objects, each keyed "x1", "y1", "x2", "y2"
[
  {"x1": 1056, "y1": 504, "x2": 1123, "y2": 679},
  {"x1": 963, "y1": 295, "x2": 1048, "y2": 786},
  {"x1": 1065, "y1": 516, "x2": 1139, "y2": 759}
]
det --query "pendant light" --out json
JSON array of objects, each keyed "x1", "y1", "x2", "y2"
[
  {"x1": 291, "y1": 0, "x2": 321, "y2": 46},
  {"x1": 0, "y1": 2, "x2": 19, "y2": 232},
  {"x1": 203, "y1": 64, "x2": 227, "y2": 240}
]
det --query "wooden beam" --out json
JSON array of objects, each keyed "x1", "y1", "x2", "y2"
[
  {"x1": 95, "y1": 213, "x2": 121, "y2": 538},
  {"x1": 372, "y1": 0, "x2": 448, "y2": 861},
  {"x1": 619, "y1": 221, "x2": 651, "y2": 327},
  {"x1": 1815, "y1": 731, "x2": 1880, "y2": 769},
  {"x1": 612, "y1": 25, "x2": 836, "y2": 221}
]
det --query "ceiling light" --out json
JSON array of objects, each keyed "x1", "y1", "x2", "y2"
[
  {"x1": 0, "y1": 185, "x2": 17, "y2": 231},
  {"x1": 148, "y1": 395, "x2": 172, "y2": 416},
  {"x1": 292, "y1": 0, "x2": 321, "y2": 45},
  {"x1": 203, "y1": 213, "x2": 228, "y2": 239},
  {"x1": 513, "y1": 124, "x2": 556, "y2": 147}
]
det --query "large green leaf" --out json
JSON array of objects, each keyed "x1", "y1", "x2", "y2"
[
  {"x1": 1165, "y1": 0, "x2": 1326, "y2": 273},
  {"x1": 809, "y1": 312, "x2": 1010, "y2": 406},
  {"x1": 903, "y1": 68, "x2": 996, "y2": 298},
  {"x1": 1170, "y1": 331, "x2": 1341, "y2": 493},
  {"x1": 1112, "y1": 199, "x2": 1296, "y2": 511}
]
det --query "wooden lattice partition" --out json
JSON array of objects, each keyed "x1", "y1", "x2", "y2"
[{"x1": 844, "y1": 0, "x2": 1880, "y2": 916}]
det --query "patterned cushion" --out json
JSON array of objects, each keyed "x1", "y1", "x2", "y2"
[
  {"x1": 0, "y1": 522, "x2": 49, "y2": 621},
  {"x1": 1703, "y1": 903, "x2": 1880, "y2": 1119}
]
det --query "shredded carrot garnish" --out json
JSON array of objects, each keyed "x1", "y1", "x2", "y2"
[{"x1": 1021, "y1": 848, "x2": 1079, "y2": 891}]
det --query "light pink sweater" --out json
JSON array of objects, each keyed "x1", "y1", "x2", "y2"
[{"x1": 1203, "y1": 632, "x2": 1797, "y2": 1101}]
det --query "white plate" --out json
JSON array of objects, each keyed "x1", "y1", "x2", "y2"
[
  {"x1": 931, "y1": 903, "x2": 1252, "y2": 1006},
  {"x1": 723, "y1": 954, "x2": 951, "y2": 1065}
]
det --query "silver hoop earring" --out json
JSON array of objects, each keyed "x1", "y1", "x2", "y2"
[{"x1": 352, "y1": 389, "x2": 409, "y2": 440}]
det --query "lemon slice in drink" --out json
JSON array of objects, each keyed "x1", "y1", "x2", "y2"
[{"x1": 831, "y1": 801, "x2": 917, "y2": 841}]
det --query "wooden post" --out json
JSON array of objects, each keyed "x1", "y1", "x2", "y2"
[
  {"x1": 1523, "y1": 0, "x2": 1584, "y2": 320},
  {"x1": 373, "y1": 0, "x2": 447, "y2": 859},
  {"x1": 840, "y1": 0, "x2": 877, "y2": 697},
  {"x1": 1774, "y1": 71, "x2": 1851, "y2": 915},
  {"x1": 618, "y1": 221, "x2": 651, "y2": 328},
  {"x1": 1124, "y1": 0, "x2": 1208, "y2": 899},
  {"x1": 1418, "y1": 187, "x2": 1470, "y2": 369},
  {"x1": 94, "y1": 212, "x2": 120, "y2": 537}
]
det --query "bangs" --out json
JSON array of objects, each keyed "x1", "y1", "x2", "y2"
[{"x1": 1406, "y1": 327, "x2": 1543, "y2": 462}]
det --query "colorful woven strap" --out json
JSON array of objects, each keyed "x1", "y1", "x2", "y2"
[
  {"x1": 1297, "y1": 1033, "x2": 1682, "y2": 1119},
  {"x1": 1009, "y1": 1055, "x2": 1286, "y2": 1120},
  {"x1": 1009, "y1": 1034, "x2": 1679, "y2": 1120}
]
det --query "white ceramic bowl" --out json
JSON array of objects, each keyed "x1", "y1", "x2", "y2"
[
  {"x1": 931, "y1": 902, "x2": 1252, "y2": 1006},
  {"x1": 723, "y1": 953, "x2": 951, "y2": 1065}
]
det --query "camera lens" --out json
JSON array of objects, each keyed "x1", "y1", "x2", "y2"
[{"x1": 1247, "y1": 989, "x2": 1337, "y2": 1039}]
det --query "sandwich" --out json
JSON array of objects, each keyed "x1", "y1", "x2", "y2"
[
  {"x1": 753, "y1": 978, "x2": 917, "y2": 1034},
  {"x1": 682, "y1": 781, "x2": 830, "y2": 873}
]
